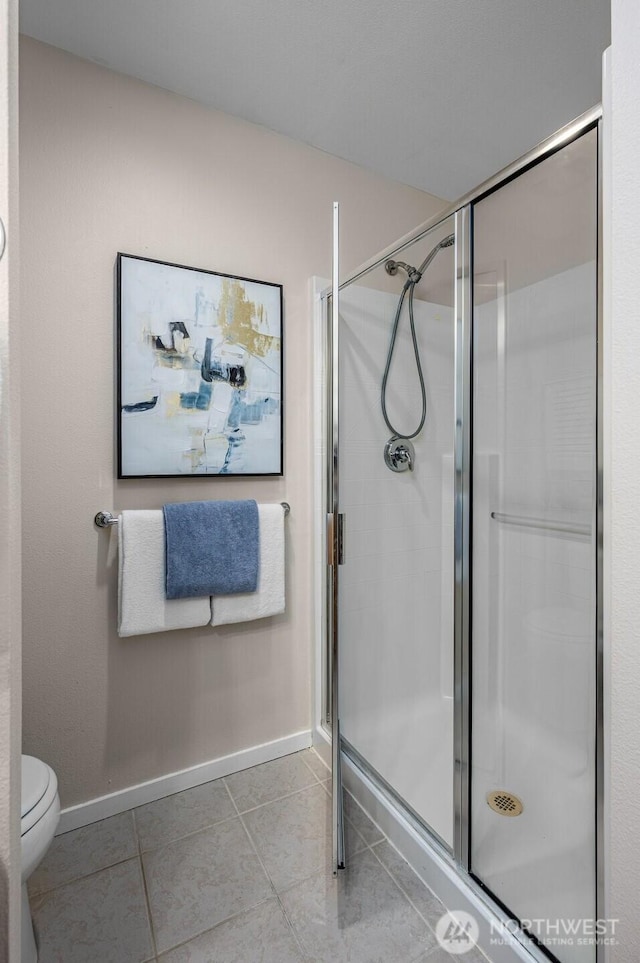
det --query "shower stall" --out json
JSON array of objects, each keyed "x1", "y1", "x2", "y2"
[{"x1": 320, "y1": 107, "x2": 601, "y2": 963}]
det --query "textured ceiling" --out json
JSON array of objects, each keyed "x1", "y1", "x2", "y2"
[{"x1": 19, "y1": 0, "x2": 610, "y2": 200}]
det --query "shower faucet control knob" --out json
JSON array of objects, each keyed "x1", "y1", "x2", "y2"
[{"x1": 384, "y1": 437, "x2": 415, "y2": 473}]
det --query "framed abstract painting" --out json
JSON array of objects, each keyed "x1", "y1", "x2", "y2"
[{"x1": 117, "y1": 254, "x2": 283, "y2": 477}]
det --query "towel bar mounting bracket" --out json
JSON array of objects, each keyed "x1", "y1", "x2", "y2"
[{"x1": 95, "y1": 511, "x2": 117, "y2": 528}]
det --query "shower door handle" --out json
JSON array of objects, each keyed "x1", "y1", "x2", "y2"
[
  {"x1": 337, "y1": 513, "x2": 345, "y2": 565},
  {"x1": 327, "y1": 513, "x2": 345, "y2": 566},
  {"x1": 327, "y1": 513, "x2": 335, "y2": 566}
]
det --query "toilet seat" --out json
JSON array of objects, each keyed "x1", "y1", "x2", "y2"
[
  {"x1": 20, "y1": 755, "x2": 61, "y2": 963},
  {"x1": 21, "y1": 755, "x2": 58, "y2": 836}
]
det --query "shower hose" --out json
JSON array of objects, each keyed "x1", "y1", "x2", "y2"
[{"x1": 380, "y1": 276, "x2": 427, "y2": 440}]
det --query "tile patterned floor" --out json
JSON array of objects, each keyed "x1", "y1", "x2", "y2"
[{"x1": 30, "y1": 749, "x2": 491, "y2": 963}]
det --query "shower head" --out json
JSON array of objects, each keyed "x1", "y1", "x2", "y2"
[
  {"x1": 385, "y1": 234, "x2": 455, "y2": 285},
  {"x1": 384, "y1": 259, "x2": 418, "y2": 280}
]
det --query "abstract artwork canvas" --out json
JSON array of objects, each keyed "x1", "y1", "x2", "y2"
[{"x1": 117, "y1": 254, "x2": 283, "y2": 477}]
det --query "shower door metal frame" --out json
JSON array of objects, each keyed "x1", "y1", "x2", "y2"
[
  {"x1": 453, "y1": 204, "x2": 472, "y2": 870},
  {"x1": 323, "y1": 104, "x2": 603, "y2": 962},
  {"x1": 466, "y1": 122, "x2": 603, "y2": 963},
  {"x1": 329, "y1": 201, "x2": 345, "y2": 875},
  {"x1": 595, "y1": 112, "x2": 605, "y2": 962}
]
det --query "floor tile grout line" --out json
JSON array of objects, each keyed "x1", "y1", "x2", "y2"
[
  {"x1": 267, "y1": 837, "x2": 375, "y2": 904},
  {"x1": 309, "y1": 747, "x2": 330, "y2": 775},
  {"x1": 137, "y1": 850, "x2": 160, "y2": 961},
  {"x1": 370, "y1": 836, "x2": 442, "y2": 906},
  {"x1": 37, "y1": 796, "x2": 306, "y2": 900},
  {"x1": 300, "y1": 755, "x2": 326, "y2": 783},
  {"x1": 135, "y1": 812, "x2": 241, "y2": 856},
  {"x1": 272, "y1": 835, "x2": 450, "y2": 958},
  {"x1": 222, "y1": 776, "x2": 241, "y2": 816},
  {"x1": 33, "y1": 787, "x2": 472, "y2": 963},
  {"x1": 236, "y1": 787, "x2": 367, "y2": 902},
  {"x1": 32, "y1": 790, "x2": 372, "y2": 901},
  {"x1": 268, "y1": 764, "x2": 329, "y2": 958},
  {"x1": 368, "y1": 842, "x2": 442, "y2": 941},
  {"x1": 42, "y1": 754, "x2": 450, "y2": 961},
  {"x1": 48, "y1": 753, "x2": 323, "y2": 870},
  {"x1": 325, "y1": 781, "x2": 386, "y2": 854},
  {"x1": 351, "y1": 835, "x2": 372, "y2": 858},
  {"x1": 132, "y1": 807, "x2": 143, "y2": 856},
  {"x1": 132, "y1": 808, "x2": 160, "y2": 963},
  {"x1": 236, "y1": 808, "x2": 280, "y2": 899},
  {"x1": 342, "y1": 786, "x2": 388, "y2": 846},
  {"x1": 153, "y1": 895, "x2": 276, "y2": 960},
  {"x1": 307, "y1": 745, "x2": 329, "y2": 765},
  {"x1": 29, "y1": 852, "x2": 144, "y2": 900},
  {"x1": 227, "y1": 776, "x2": 329, "y2": 816},
  {"x1": 141, "y1": 782, "x2": 282, "y2": 954},
  {"x1": 274, "y1": 889, "x2": 311, "y2": 961},
  {"x1": 31, "y1": 752, "x2": 467, "y2": 963},
  {"x1": 31, "y1": 809, "x2": 141, "y2": 898},
  {"x1": 52, "y1": 808, "x2": 135, "y2": 840},
  {"x1": 274, "y1": 867, "x2": 337, "y2": 901},
  {"x1": 48, "y1": 758, "x2": 327, "y2": 872},
  {"x1": 132, "y1": 783, "x2": 239, "y2": 849},
  {"x1": 137, "y1": 772, "x2": 266, "y2": 953},
  {"x1": 343, "y1": 807, "x2": 373, "y2": 857},
  {"x1": 39, "y1": 806, "x2": 488, "y2": 961},
  {"x1": 224, "y1": 774, "x2": 290, "y2": 932},
  {"x1": 299, "y1": 748, "x2": 331, "y2": 784},
  {"x1": 223, "y1": 777, "x2": 283, "y2": 905},
  {"x1": 32, "y1": 855, "x2": 160, "y2": 962},
  {"x1": 371, "y1": 845, "x2": 435, "y2": 925}
]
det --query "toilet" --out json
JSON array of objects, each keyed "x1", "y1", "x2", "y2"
[{"x1": 21, "y1": 755, "x2": 60, "y2": 963}]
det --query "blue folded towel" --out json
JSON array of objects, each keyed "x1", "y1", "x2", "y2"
[{"x1": 163, "y1": 500, "x2": 259, "y2": 599}]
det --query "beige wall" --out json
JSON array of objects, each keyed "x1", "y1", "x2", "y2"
[
  {"x1": 19, "y1": 37, "x2": 443, "y2": 808},
  {"x1": 0, "y1": 1, "x2": 20, "y2": 958}
]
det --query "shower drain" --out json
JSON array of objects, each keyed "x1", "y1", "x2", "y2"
[{"x1": 486, "y1": 790, "x2": 523, "y2": 817}]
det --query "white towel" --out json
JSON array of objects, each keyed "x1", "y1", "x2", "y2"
[
  {"x1": 118, "y1": 510, "x2": 210, "y2": 637},
  {"x1": 211, "y1": 503, "x2": 285, "y2": 626}
]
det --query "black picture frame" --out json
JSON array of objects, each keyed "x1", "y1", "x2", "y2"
[{"x1": 117, "y1": 253, "x2": 284, "y2": 478}]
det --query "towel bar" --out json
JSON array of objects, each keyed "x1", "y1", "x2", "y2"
[
  {"x1": 490, "y1": 511, "x2": 590, "y2": 537},
  {"x1": 95, "y1": 502, "x2": 291, "y2": 528}
]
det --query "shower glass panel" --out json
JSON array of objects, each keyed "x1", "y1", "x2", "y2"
[
  {"x1": 337, "y1": 218, "x2": 456, "y2": 847},
  {"x1": 470, "y1": 129, "x2": 597, "y2": 963}
]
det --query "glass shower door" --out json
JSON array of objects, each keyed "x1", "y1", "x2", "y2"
[
  {"x1": 335, "y1": 221, "x2": 457, "y2": 848},
  {"x1": 470, "y1": 129, "x2": 598, "y2": 963}
]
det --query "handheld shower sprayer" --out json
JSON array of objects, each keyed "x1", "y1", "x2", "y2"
[{"x1": 381, "y1": 232, "x2": 454, "y2": 471}]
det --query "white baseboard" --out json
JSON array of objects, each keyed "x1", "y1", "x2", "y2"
[{"x1": 57, "y1": 729, "x2": 312, "y2": 835}]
